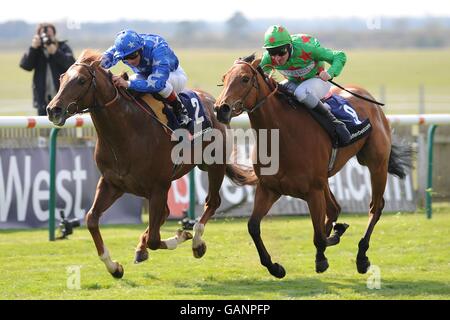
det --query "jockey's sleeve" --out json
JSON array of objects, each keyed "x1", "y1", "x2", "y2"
[
  {"x1": 101, "y1": 46, "x2": 119, "y2": 69},
  {"x1": 260, "y1": 53, "x2": 275, "y2": 74},
  {"x1": 128, "y1": 47, "x2": 171, "y2": 93},
  {"x1": 311, "y1": 46, "x2": 347, "y2": 78}
]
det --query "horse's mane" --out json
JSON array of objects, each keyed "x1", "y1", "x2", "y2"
[
  {"x1": 77, "y1": 49, "x2": 103, "y2": 64},
  {"x1": 237, "y1": 53, "x2": 300, "y2": 108},
  {"x1": 241, "y1": 53, "x2": 256, "y2": 63}
]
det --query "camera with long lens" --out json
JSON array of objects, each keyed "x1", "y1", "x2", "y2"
[
  {"x1": 57, "y1": 210, "x2": 80, "y2": 240},
  {"x1": 40, "y1": 26, "x2": 55, "y2": 47}
]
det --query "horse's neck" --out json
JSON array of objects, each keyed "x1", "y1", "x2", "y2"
[
  {"x1": 247, "y1": 79, "x2": 279, "y2": 129},
  {"x1": 89, "y1": 85, "x2": 135, "y2": 144},
  {"x1": 248, "y1": 94, "x2": 309, "y2": 131}
]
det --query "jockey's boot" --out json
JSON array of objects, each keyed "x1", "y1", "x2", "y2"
[
  {"x1": 167, "y1": 91, "x2": 191, "y2": 128},
  {"x1": 313, "y1": 101, "x2": 351, "y2": 145}
]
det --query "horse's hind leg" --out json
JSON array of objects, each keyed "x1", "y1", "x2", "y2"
[
  {"x1": 306, "y1": 187, "x2": 330, "y2": 273},
  {"x1": 85, "y1": 177, "x2": 124, "y2": 278},
  {"x1": 356, "y1": 162, "x2": 388, "y2": 274},
  {"x1": 135, "y1": 226, "x2": 150, "y2": 263},
  {"x1": 193, "y1": 164, "x2": 225, "y2": 258},
  {"x1": 135, "y1": 202, "x2": 192, "y2": 263},
  {"x1": 248, "y1": 185, "x2": 284, "y2": 278},
  {"x1": 324, "y1": 185, "x2": 349, "y2": 246}
]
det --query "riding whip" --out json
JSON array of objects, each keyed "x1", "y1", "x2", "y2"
[{"x1": 329, "y1": 79, "x2": 385, "y2": 106}]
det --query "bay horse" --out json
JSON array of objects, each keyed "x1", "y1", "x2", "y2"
[
  {"x1": 47, "y1": 49, "x2": 256, "y2": 278},
  {"x1": 215, "y1": 54, "x2": 413, "y2": 278}
]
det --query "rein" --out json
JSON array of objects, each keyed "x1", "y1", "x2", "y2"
[
  {"x1": 122, "y1": 90, "x2": 174, "y2": 134},
  {"x1": 65, "y1": 62, "x2": 120, "y2": 116},
  {"x1": 68, "y1": 62, "x2": 173, "y2": 135},
  {"x1": 231, "y1": 61, "x2": 278, "y2": 114}
]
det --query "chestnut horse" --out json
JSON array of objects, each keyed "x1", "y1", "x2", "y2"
[
  {"x1": 215, "y1": 54, "x2": 412, "y2": 278},
  {"x1": 47, "y1": 50, "x2": 256, "y2": 278}
]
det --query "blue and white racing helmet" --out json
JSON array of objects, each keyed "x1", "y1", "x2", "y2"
[{"x1": 113, "y1": 29, "x2": 144, "y2": 60}]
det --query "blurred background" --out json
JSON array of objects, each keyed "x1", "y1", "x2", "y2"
[
  {"x1": 1, "y1": 0, "x2": 450, "y2": 205},
  {"x1": 1, "y1": 0, "x2": 449, "y2": 115}
]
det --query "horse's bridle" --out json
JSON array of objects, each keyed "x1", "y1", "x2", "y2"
[
  {"x1": 226, "y1": 61, "x2": 278, "y2": 116},
  {"x1": 63, "y1": 62, "x2": 119, "y2": 116}
]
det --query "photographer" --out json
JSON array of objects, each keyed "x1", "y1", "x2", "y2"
[{"x1": 19, "y1": 23, "x2": 75, "y2": 116}]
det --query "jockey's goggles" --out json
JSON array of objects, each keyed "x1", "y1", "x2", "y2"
[
  {"x1": 123, "y1": 50, "x2": 140, "y2": 61},
  {"x1": 267, "y1": 47, "x2": 289, "y2": 57}
]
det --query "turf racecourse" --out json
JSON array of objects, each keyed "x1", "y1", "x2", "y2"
[{"x1": 0, "y1": 207, "x2": 449, "y2": 300}]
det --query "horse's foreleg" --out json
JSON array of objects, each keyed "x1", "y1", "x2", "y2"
[
  {"x1": 307, "y1": 187, "x2": 329, "y2": 273},
  {"x1": 248, "y1": 185, "x2": 283, "y2": 278},
  {"x1": 192, "y1": 164, "x2": 225, "y2": 258},
  {"x1": 85, "y1": 177, "x2": 124, "y2": 278}
]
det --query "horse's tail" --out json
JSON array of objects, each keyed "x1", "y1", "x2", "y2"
[
  {"x1": 388, "y1": 136, "x2": 415, "y2": 179},
  {"x1": 225, "y1": 164, "x2": 259, "y2": 186}
]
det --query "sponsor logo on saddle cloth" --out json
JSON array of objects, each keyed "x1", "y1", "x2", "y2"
[
  {"x1": 323, "y1": 94, "x2": 372, "y2": 146},
  {"x1": 139, "y1": 90, "x2": 213, "y2": 141}
]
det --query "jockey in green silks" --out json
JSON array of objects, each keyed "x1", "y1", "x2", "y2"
[{"x1": 260, "y1": 25, "x2": 351, "y2": 144}]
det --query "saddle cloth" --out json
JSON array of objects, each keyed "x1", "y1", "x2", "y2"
[
  {"x1": 138, "y1": 90, "x2": 213, "y2": 139},
  {"x1": 322, "y1": 94, "x2": 372, "y2": 147}
]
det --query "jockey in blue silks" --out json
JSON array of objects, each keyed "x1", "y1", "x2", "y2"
[{"x1": 101, "y1": 29, "x2": 191, "y2": 127}]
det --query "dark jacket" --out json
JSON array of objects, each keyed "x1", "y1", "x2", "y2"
[{"x1": 19, "y1": 41, "x2": 75, "y2": 111}]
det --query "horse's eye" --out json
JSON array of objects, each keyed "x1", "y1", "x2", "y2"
[
  {"x1": 242, "y1": 76, "x2": 250, "y2": 84},
  {"x1": 78, "y1": 78, "x2": 86, "y2": 85}
]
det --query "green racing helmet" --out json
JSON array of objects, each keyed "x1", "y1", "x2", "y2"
[{"x1": 263, "y1": 25, "x2": 292, "y2": 49}]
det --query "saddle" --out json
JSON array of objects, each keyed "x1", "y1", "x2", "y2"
[
  {"x1": 277, "y1": 86, "x2": 372, "y2": 148},
  {"x1": 118, "y1": 72, "x2": 212, "y2": 137}
]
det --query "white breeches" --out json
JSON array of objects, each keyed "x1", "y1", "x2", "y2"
[
  {"x1": 281, "y1": 77, "x2": 331, "y2": 109},
  {"x1": 130, "y1": 65, "x2": 188, "y2": 98}
]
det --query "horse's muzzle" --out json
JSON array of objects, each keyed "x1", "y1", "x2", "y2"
[
  {"x1": 46, "y1": 105, "x2": 66, "y2": 126},
  {"x1": 216, "y1": 104, "x2": 232, "y2": 124}
]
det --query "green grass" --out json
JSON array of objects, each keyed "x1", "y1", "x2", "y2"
[
  {"x1": 2, "y1": 48, "x2": 450, "y2": 115},
  {"x1": 0, "y1": 208, "x2": 449, "y2": 300}
]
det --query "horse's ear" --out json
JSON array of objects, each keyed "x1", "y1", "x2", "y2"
[
  {"x1": 251, "y1": 57, "x2": 262, "y2": 69},
  {"x1": 90, "y1": 59, "x2": 101, "y2": 68}
]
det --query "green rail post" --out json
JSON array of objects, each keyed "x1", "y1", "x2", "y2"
[
  {"x1": 426, "y1": 125, "x2": 437, "y2": 219},
  {"x1": 49, "y1": 127, "x2": 60, "y2": 241},
  {"x1": 188, "y1": 169, "x2": 196, "y2": 220}
]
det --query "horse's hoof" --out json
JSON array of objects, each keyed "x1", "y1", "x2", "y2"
[
  {"x1": 334, "y1": 223, "x2": 349, "y2": 236},
  {"x1": 177, "y1": 229, "x2": 193, "y2": 241},
  {"x1": 268, "y1": 263, "x2": 286, "y2": 279},
  {"x1": 356, "y1": 256, "x2": 371, "y2": 274},
  {"x1": 192, "y1": 242, "x2": 207, "y2": 258},
  {"x1": 134, "y1": 250, "x2": 149, "y2": 264},
  {"x1": 315, "y1": 258, "x2": 329, "y2": 273},
  {"x1": 326, "y1": 235, "x2": 340, "y2": 246},
  {"x1": 111, "y1": 263, "x2": 124, "y2": 279},
  {"x1": 326, "y1": 223, "x2": 350, "y2": 246}
]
